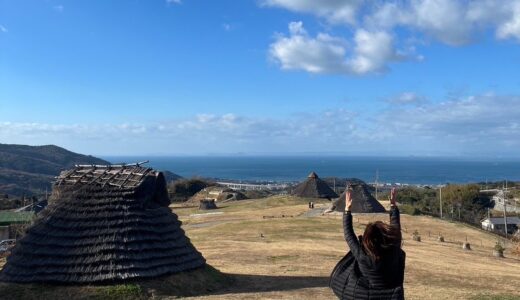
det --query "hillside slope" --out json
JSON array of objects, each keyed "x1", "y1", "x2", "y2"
[
  {"x1": 174, "y1": 196, "x2": 520, "y2": 300},
  {"x1": 0, "y1": 144, "x2": 109, "y2": 196},
  {"x1": 0, "y1": 196, "x2": 517, "y2": 299}
]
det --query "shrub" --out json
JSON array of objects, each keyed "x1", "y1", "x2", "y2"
[
  {"x1": 400, "y1": 204, "x2": 421, "y2": 215},
  {"x1": 412, "y1": 230, "x2": 421, "y2": 242},
  {"x1": 168, "y1": 178, "x2": 216, "y2": 202},
  {"x1": 102, "y1": 284, "x2": 143, "y2": 299},
  {"x1": 494, "y1": 242, "x2": 505, "y2": 252}
]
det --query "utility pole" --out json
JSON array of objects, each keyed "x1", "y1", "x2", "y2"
[
  {"x1": 503, "y1": 181, "x2": 508, "y2": 238},
  {"x1": 333, "y1": 178, "x2": 336, "y2": 193},
  {"x1": 375, "y1": 169, "x2": 379, "y2": 200},
  {"x1": 439, "y1": 186, "x2": 443, "y2": 219}
]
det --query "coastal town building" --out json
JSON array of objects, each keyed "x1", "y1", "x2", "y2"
[
  {"x1": 217, "y1": 181, "x2": 289, "y2": 191},
  {"x1": 481, "y1": 217, "x2": 520, "y2": 234},
  {"x1": 480, "y1": 189, "x2": 520, "y2": 213}
]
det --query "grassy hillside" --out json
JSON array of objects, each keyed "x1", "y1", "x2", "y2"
[
  {"x1": 1, "y1": 195, "x2": 517, "y2": 299},
  {"x1": 177, "y1": 196, "x2": 520, "y2": 300},
  {"x1": 0, "y1": 143, "x2": 109, "y2": 196}
]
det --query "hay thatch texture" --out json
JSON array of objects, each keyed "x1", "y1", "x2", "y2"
[
  {"x1": 332, "y1": 182, "x2": 386, "y2": 213},
  {"x1": 199, "y1": 199, "x2": 217, "y2": 210},
  {"x1": 291, "y1": 172, "x2": 338, "y2": 199},
  {"x1": 0, "y1": 165, "x2": 205, "y2": 283}
]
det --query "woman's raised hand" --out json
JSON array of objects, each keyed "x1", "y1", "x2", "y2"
[
  {"x1": 345, "y1": 187, "x2": 353, "y2": 212},
  {"x1": 390, "y1": 187, "x2": 397, "y2": 206}
]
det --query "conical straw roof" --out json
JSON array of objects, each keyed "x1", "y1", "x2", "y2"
[
  {"x1": 0, "y1": 164, "x2": 206, "y2": 283},
  {"x1": 333, "y1": 181, "x2": 385, "y2": 213},
  {"x1": 291, "y1": 172, "x2": 338, "y2": 199}
]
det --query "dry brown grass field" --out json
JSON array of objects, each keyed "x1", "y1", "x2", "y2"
[{"x1": 0, "y1": 195, "x2": 519, "y2": 299}]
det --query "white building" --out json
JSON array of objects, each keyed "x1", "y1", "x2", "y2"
[{"x1": 481, "y1": 217, "x2": 520, "y2": 234}]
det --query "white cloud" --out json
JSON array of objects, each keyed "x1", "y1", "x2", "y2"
[
  {"x1": 261, "y1": 0, "x2": 362, "y2": 25},
  {"x1": 269, "y1": 22, "x2": 349, "y2": 74},
  {"x1": 53, "y1": 5, "x2": 64, "y2": 13},
  {"x1": 3, "y1": 93, "x2": 519, "y2": 156},
  {"x1": 270, "y1": 22, "x2": 402, "y2": 75},
  {"x1": 496, "y1": 1, "x2": 520, "y2": 40},
  {"x1": 0, "y1": 110, "x2": 361, "y2": 154},
  {"x1": 405, "y1": 0, "x2": 473, "y2": 45},
  {"x1": 0, "y1": 25, "x2": 7, "y2": 33},
  {"x1": 348, "y1": 29, "x2": 400, "y2": 74},
  {"x1": 222, "y1": 23, "x2": 232, "y2": 31},
  {"x1": 366, "y1": 0, "x2": 520, "y2": 46},
  {"x1": 265, "y1": 0, "x2": 520, "y2": 76},
  {"x1": 166, "y1": 0, "x2": 182, "y2": 4},
  {"x1": 375, "y1": 93, "x2": 520, "y2": 154},
  {"x1": 387, "y1": 92, "x2": 426, "y2": 105}
]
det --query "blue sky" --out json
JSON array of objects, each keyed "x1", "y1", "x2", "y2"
[{"x1": 1, "y1": 0, "x2": 520, "y2": 157}]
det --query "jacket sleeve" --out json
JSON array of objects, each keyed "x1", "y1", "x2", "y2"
[
  {"x1": 389, "y1": 205, "x2": 401, "y2": 230},
  {"x1": 390, "y1": 205, "x2": 403, "y2": 246},
  {"x1": 343, "y1": 211, "x2": 363, "y2": 259}
]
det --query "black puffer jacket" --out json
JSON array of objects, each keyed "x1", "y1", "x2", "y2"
[
  {"x1": 343, "y1": 206, "x2": 405, "y2": 290},
  {"x1": 329, "y1": 207, "x2": 405, "y2": 299}
]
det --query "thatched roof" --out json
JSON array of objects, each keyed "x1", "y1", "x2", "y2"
[
  {"x1": 332, "y1": 182, "x2": 385, "y2": 213},
  {"x1": 291, "y1": 172, "x2": 338, "y2": 199},
  {"x1": 0, "y1": 164, "x2": 205, "y2": 283}
]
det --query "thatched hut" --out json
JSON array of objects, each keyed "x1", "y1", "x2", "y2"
[
  {"x1": 199, "y1": 199, "x2": 217, "y2": 210},
  {"x1": 332, "y1": 182, "x2": 386, "y2": 213},
  {"x1": 0, "y1": 164, "x2": 206, "y2": 283},
  {"x1": 291, "y1": 172, "x2": 338, "y2": 199}
]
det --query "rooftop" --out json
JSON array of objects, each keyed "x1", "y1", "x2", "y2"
[
  {"x1": 0, "y1": 211, "x2": 35, "y2": 225},
  {"x1": 482, "y1": 217, "x2": 520, "y2": 225},
  {"x1": 55, "y1": 163, "x2": 155, "y2": 189}
]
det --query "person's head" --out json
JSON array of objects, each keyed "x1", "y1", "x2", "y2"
[{"x1": 362, "y1": 221, "x2": 401, "y2": 261}]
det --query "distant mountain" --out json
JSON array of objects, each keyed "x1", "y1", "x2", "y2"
[{"x1": 0, "y1": 144, "x2": 110, "y2": 197}]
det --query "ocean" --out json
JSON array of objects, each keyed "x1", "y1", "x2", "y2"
[{"x1": 101, "y1": 156, "x2": 520, "y2": 185}]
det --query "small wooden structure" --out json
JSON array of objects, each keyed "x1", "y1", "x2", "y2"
[
  {"x1": 0, "y1": 164, "x2": 206, "y2": 283},
  {"x1": 199, "y1": 199, "x2": 217, "y2": 210}
]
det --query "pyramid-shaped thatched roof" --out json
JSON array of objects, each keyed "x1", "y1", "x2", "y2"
[
  {"x1": 332, "y1": 181, "x2": 385, "y2": 213},
  {"x1": 0, "y1": 164, "x2": 206, "y2": 283},
  {"x1": 291, "y1": 172, "x2": 338, "y2": 199}
]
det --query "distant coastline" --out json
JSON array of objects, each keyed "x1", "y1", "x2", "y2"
[{"x1": 102, "y1": 156, "x2": 520, "y2": 185}]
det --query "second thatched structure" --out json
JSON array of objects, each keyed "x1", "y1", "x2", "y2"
[
  {"x1": 291, "y1": 172, "x2": 338, "y2": 199},
  {"x1": 332, "y1": 181, "x2": 386, "y2": 213}
]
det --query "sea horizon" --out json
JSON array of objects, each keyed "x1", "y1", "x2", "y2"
[{"x1": 102, "y1": 155, "x2": 520, "y2": 185}]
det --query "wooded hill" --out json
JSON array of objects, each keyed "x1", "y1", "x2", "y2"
[{"x1": 0, "y1": 143, "x2": 109, "y2": 197}]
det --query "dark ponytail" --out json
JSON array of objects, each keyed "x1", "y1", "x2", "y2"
[{"x1": 361, "y1": 221, "x2": 402, "y2": 261}]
